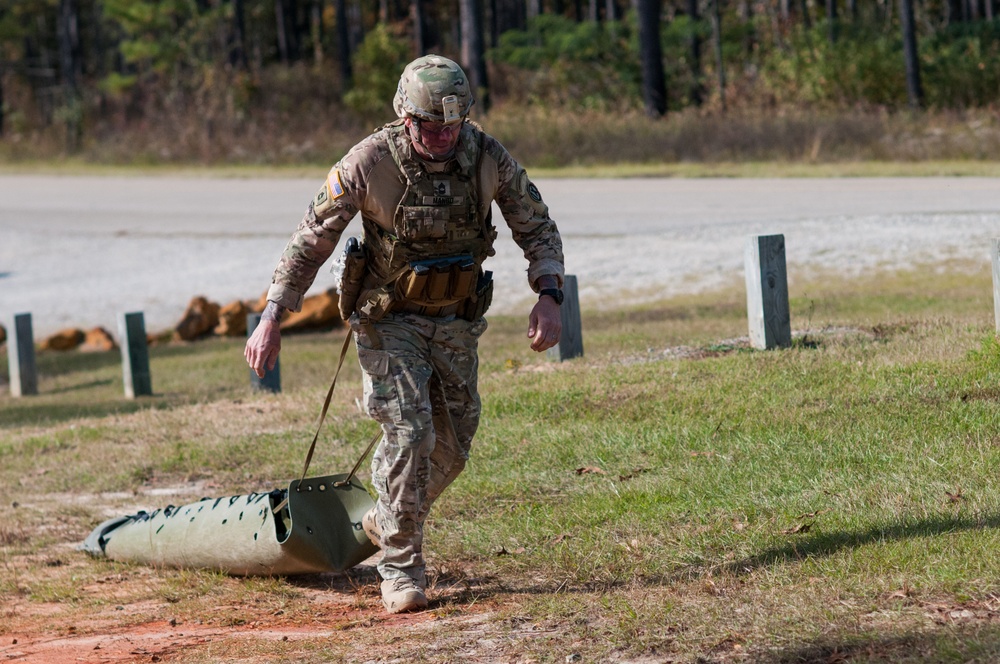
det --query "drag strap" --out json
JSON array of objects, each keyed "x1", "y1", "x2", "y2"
[{"x1": 299, "y1": 331, "x2": 355, "y2": 484}]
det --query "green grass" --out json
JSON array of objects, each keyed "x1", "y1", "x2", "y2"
[{"x1": 4, "y1": 266, "x2": 1000, "y2": 661}]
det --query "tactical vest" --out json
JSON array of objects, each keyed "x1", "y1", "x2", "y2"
[{"x1": 358, "y1": 122, "x2": 497, "y2": 319}]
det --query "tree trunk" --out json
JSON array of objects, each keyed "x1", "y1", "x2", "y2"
[
  {"x1": 58, "y1": 0, "x2": 82, "y2": 150},
  {"x1": 349, "y1": 0, "x2": 364, "y2": 57},
  {"x1": 799, "y1": 0, "x2": 812, "y2": 28},
  {"x1": 460, "y1": 0, "x2": 490, "y2": 111},
  {"x1": 312, "y1": 0, "x2": 324, "y2": 64},
  {"x1": 0, "y1": 67, "x2": 5, "y2": 137},
  {"x1": 335, "y1": 0, "x2": 353, "y2": 84},
  {"x1": 687, "y1": 0, "x2": 703, "y2": 106},
  {"x1": 637, "y1": 0, "x2": 667, "y2": 116},
  {"x1": 413, "y1": 0, "x2": 427, "y2": 55},
  {"x1": 711, "y1": 0, "x2": 726, "y2": 111},
  {"x1": 527, "y1": 0, "x2": 542, "y2": 20},
  {"x1": 900, "y1": 0, "x2": 923, "y2": 108},
  {"x1": 945, "y1": 0, "x2": 960, "y2": 24},
  {"x1": 276, "y1": 0, "x2": 291, "y2": 63},
  {"x1": 589, "y1": 0, "x2": 600, "y2": 20},
  {"x1": 741, "y1": 0, "x2": 756, "y2": 58},
  {"x1": 495, "y1": 0, "x2": 524, "y2": 33},
  {"x1": 606, "y1": 0, "x2": 618, "y2": 20},
  {"x1": 826, "y1": 0, "x2": 838, "y2": 43},
  {"x1": 231, "y1": 0, "x2": 249, "y2": 70}
]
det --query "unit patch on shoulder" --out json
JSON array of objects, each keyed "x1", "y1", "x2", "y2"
[
  {"x1": 312, "y1": 167, "x2": 346, "y2": 216},
  {"x1": 314, "y1": 184, "x2": 329, "y2": 207},
  {"x1": 519, "y1": 169, "x2": 547, "y2": 215}
]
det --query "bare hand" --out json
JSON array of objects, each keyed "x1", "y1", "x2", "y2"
[
  {"x1": 245, "y1": 318, "x2": 282, "y2": 378},
  {"x1": 527, "y1": 296, "x2": 562, "y2": 352}
]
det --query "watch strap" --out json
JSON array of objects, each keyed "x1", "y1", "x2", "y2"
[{"x1": 538, "y1": 288, "x2": 564, "y2": 305}]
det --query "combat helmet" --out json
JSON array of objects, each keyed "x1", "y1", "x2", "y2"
[{"x1": 393, "y1": 55, "x2": 474, "y2": 125}]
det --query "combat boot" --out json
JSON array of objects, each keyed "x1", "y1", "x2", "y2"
[
  {"x1": 380, "y1": 577, "x2": 428, "y2": 614},
  {"x1": 362, "y1": 508, "x2": 381, "y2": 548}
]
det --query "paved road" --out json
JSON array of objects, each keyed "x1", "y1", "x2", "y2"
[{"x1": 1, "y1": 175, "x2": 998, "y2": 336}]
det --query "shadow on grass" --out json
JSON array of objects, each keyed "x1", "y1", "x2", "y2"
[
  {"x1": 45, "y1": 378, "x2": 116, "y2": 394},
  {"x1": 0, "y1": 399, "x2": 160, "y2": 427},
  {"x1": 754, "y1": 624, "x2": 1000, "y2": 663},
  {"x1": 719, "y1": 513, "x2": 1000, "y2": 579},
  {"x1": 32, "y1": 349, "x2": 123, "y2": 375}
]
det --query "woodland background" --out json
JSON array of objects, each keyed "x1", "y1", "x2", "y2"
[{"x1": 1, "y1": 0, "x2": 999, "y2": 166}]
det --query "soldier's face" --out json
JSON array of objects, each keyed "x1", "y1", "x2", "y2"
[{"x1": 406, "y1": 117, "x2": 462, "y2": 160}]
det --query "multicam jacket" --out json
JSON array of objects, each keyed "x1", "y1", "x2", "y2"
[{"x1": 266, "y1": 121, "x2": 565, "y2": 313}]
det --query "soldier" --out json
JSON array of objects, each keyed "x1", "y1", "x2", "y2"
[{"x1": 245, "y1": 54, "x2": 565, "y2": 614}]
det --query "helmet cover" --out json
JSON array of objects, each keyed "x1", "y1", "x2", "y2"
[{"x1": 393, "y1": 55, "x2": 474, "y2": 125}]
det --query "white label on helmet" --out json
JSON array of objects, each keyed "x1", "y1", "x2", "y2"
[{"x1": 441, "y1": 95, "x2": 461, "y2": 124}]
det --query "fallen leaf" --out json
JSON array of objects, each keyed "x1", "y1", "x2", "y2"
[
  {"x1": 575, "y1": 466, "x2": 606, "y2": 475},
  {"x1": 797, "y1": 509, "x2": 831, "y2": 519},
  {"x1": 733, "y1": 521, "x2": 747, "y2": 532},
  {"x1": 781, "y1": 523, "x2": 812, "y2": 535},
  {"x1": 888, "y1": 581, "x2": 914, "y2": 600},
  {"x1": 619, "y1": 468, "x2": 650, "y2": 481},
  {"x1": 552, "y1": 533, "x2": 573, "y2": 544},
  {"x1": 945, "y1": 490, "x2": 965, "y2": 503},
  {"x1": 496, "y1": 546, "x2": 526, "y2": 556}
]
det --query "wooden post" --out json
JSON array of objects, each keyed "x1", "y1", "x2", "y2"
[
  {"x1": 547, "y1": 275, "x2": 584, "y2": 362},
  {"x1": 9, "y1": 313, "x2": 38, "y2": 397},
  {"x1": 745, "y1": 234, "x2": 791, "y2": 350},
  {"x1": 247, "y1": 313, "x2": 281, "y2": 392},
  {"x1": 118, "y1": 312, "x2": 152, "y2": 398},
  {"x1": 991, "y1": 239, "x2": 1000, "y2": 333}
]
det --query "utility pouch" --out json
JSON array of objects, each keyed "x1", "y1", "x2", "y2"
[
  {"x1": 398, "y1": 255, "x2": 476, "y2": 305},
  {"x1": 399, "y1": 263, "x2": 432, "y2": 300},
  {"x1": 358, "y1": 287, "x2": 395, "y2": 323},
  {"x1": 426, "y1": 263, "x2": 452, "y2": 301},
  {"x1": 337, "y1": 237, "x2": 368, "y2": 321},
  {"x1": 449, "y1": 258, "x2": 477, "y2": 300},
  {"x1": 460, "y1": 270, "x2": 494, "y2": 321}
]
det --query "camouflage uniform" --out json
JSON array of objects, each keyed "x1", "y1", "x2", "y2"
[{"x1": 266, "y1": 119, "x2": 563, "y2": 586}]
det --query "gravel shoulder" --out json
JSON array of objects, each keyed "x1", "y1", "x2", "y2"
[{"x1": 2, "y1": 175, "x2": 999, "y2": 337}]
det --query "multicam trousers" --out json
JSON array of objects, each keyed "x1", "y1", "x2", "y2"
[{"x1": 351, "y1": 312, "x2": 488, "y2": 586}]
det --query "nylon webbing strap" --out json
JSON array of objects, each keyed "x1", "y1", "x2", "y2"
[
  {"x1": 334, "y1": 427, "x2": 383, "y2": 488},
  {"x1": 298, "y1": 331, "x2": 356, "y2": 484}
]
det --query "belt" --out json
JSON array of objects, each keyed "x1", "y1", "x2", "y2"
[{"x1": 393, "y1": 300, "x2": 463, "y2": 318}]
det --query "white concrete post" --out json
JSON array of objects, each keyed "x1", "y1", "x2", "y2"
[
  {"x1": 119, "y1": 312, "x2": 152, "y2": 398},
  {"x1": 9, "y1": 313, "x2": 38, "y2": 397},
  {"x1": 745, "y1": 234, "x2": 791, "y2": 350},
  {"x1": 991, "y1": 239, "x2": 1000, "y2": 333},
  {"x1": 247, "y1": 313, "x2": 281, "y2": 392},
  {"x1": 547, "y1": 275, "x2": 584, "y2": 362}
]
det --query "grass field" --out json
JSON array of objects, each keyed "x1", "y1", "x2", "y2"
[{"x1": 3, "y1": 265, "x2": 1000, "y2": 662}]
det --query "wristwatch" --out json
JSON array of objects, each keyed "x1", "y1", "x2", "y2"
[{"x1": 538, "y1": 288, "x2": 564, "y2": 305}]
